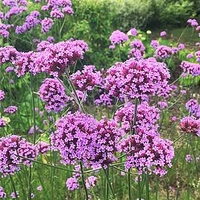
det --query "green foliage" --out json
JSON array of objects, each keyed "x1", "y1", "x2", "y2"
[
  {"x1": 113, "y1": 0, "x2": 154, "y2": 31},
  {"x1": 62, "y1": 0, "x2": 118, "y2": 68},
  {"x1": 148, "y1": 0, "x2": 195, "y2": 28}
]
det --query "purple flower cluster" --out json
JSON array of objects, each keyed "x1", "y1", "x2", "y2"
[
  {"x1": 0, "y1": 24, "x2": 12, "y2": 38},
  {"x1": 180, "y1": 61, "x2": 200, "y2": 77},
  {"x1": 41, "y1": 18, "x2": 54, "y2": 33},
  {"x1": 0, "y1": 186, "x2": 6, "y2": 198},
  {"x1": 51, "y1": 112, "x2": 123, "y2": 169},
  {"x1": 185, "y1": 99, "x2": 200, "y2": 118},
  {"x1": 4, "y1": 106, "x2": 18, "y2": 114},
  {"x1": 187, "y1": 19, "x2": 198, "y2": 27},
  {"x1": 151, "y1": 40, "x2": 159, "y2": 49},
  {"x1": 155, "y1": 45, "x2": 173, "y2": 59},
  {"x1": 180, "y1": 116, "x2": 200, "y2": 136},
  {"x1": 90, "y1": 117, "x2": 124, "y2": 169},
  {"x1": 2, "y1": 0, "x2": 27, "y2": 7},
  {"x1": 66, "y1": 177, "x2": 79, "y2": 191},
  {"x1": 36, "y1": 141, "x2": 50, "y2": 154},
  {"x1": 33, "y1": 39, "x2": 88, "y2": 76},
  {"x1": 128, "y1": 28, "x2": 138, "y2": 36},
  {"x1": 51, "y1": 111, "x2": 98, "y2": 166},
  {"x1": 41, "y1": 0, "x2": 73, "y2": 18},
  {"x1": 0, "y1": 46, "x2": 17, "y2": 65},
  {"x1": 15, "y1": 11, "x2": 40, "y2": 34},
  {"x1": 5, "y1": 6, "x2": 26, "y2": 19},
  {"x1": 12, "y1": 51, "x2": 35, "y2": 77},
  {"x1": 0, "y1": 135, "x2": 39, "y2": 176},
  {"x1": 0, "y1": 118, "x2": 7, "y2": 127},
  {"x1": 160, "y1": 31, "x2": 167, "y2": 37},
  {"x1": 85, "y1": 176, "x2": 97, "y2": 189},
  {"x1": 114, "y1": 102, "x2": 160, "y2": 132},
  {"x1": 70, "y1": 65, "x2": 102, "y2": 91},
  {"x1": 10, "y1": 39, "x2": 88, "y2": 77},
  {"x1": 39, "y1": 78, "x2": 69, "y2": 113},
  {"x1": 120, "y1": 130, "x2": 174, "y2": 176},
  {"x1": 129, "y1": 39, "x2": 146, "y2": 59},
  {"x1": 97, "y1": 57, "x2": 171, "y2": 103},
  {"x1": 195, "y1": 51, "x2": 200, "y2": 62},
  {"x1": 109, "y1": 30, "x2": 128, "y2": 48},
  {"x1": 0, "y1": 90, "x2": 5, "y2": 101}
]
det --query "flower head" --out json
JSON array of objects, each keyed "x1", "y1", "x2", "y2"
[{"x1": 39, "y1": 78, "x2": 69, "y2": 113}]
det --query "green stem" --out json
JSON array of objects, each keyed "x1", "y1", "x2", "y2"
[
  {"x1": 138, "y1": 176, "x2": 142, "y2": 200},
  {"x1": 128, "y1": 170, "x2": 132, "y2": 200},
  {"x1": 80, "y1": 162, "x2": 88, "y2": 200},
  {"x1": 103, "y1": 168, "x2": 115, "y2": 198},
  {"x1": 146, "y1": 172, "x2": 150, "y2": 200},
  {"x1": 9, "y1": 175, "x2": 19, "y2": 200}
]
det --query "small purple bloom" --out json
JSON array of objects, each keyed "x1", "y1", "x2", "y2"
[
  {"x1": 66, "y1": 177, "x2": 79, "y2": 191},
  {"x1": 160, "y1": 31, "x2": 166, "y2": 37},
  {"x1": 128, "y1": 28, "x2": 138, "y2": 36},
  {"x1": 0, "y1": 90, "x2": 5, "y2": 101},
  {"x1": 85, "y1": 176, "x2": 97, "y2": 189},
  {"x1": 109, "y1": 30, "x2": 128, "y2": 46},
  {"x1": 0, "y1": 186, "x2": 6, "y2": 198},
  {"x1": 4, "y1": 106, "x2": 18, "y2": 114}
]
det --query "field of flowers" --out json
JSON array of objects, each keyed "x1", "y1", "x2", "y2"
[{"x1": 0, "y1": 0, "x2": 200, "y2": 200}]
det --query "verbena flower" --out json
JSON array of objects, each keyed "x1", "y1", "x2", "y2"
[
  {"x1": 10, "y1": 191, "x2": 19, "y2": 199},
  {"x1": 28, "y1": 126, "x2": 42, "y2": 135},
  {"x1": 41, "y1": 18, "x2": 54, "y2": 33},
  {"x1": 0, "y1": 90, "x2": 5, "y2": 101},
  {"x1": 0, "y1": 135, "x2": 39, "y2": 177},
  {"x1": 5, "y1": 6, "x2": 26, "y2": 19},
  {"x1": 155, "y1": 45, "x2": 173, "y2": 59},
  {"x1": 160, "y1": 31, "x2": 166, "y2": 37},
  {"x1": 4, "y1": 106, "x2": 18, "y2": 114},
  {"x1": 180, "y1": 61, "x2": 200, "y2": 77},
  {"x1": 85, "y1": 176, "x2": 97, "y2": 189},
  {"x1": 185, "y1": 154, "x2": 192, "y2": 162},
  {"x1": 185, "y1": 99, "x2": 200, "y2": 118},
  {"x1": 66, "y1": 177, "x2": 79, "y2": 191},
  {"x1": 109, "y1": 30, "x2": 128, "y2": 47},
  {"x1": 114, "y1": 102, "x2": 160, "y2": 133},
  {"x1": 89, "y1": 117, "x2": 124, "y2": 169},
  {"x1": 195, "y1": 50, "x2": 200, "y2": 62},
  {"x1": 0, "y1": 118, "x2": 7, "y2": 127},
  {"x1": 128, "y1": 28, "x2": 138, "y2": 36},
  {"x1": 51, "y1": 111, "x2": 99, "y2": 166},
  {"x1": 187, "y1": 19, "x2": 198, "y2": 27},
  {"x1": 150, "y1": 40, "x2": 159, "y2": 49},
  {"x1": 0, "y1": 46, "x2": 17, "y2": 65},
  {"x1": 12, "y1": 51, "x2": 35, "y2": 77},
  {"x1": 178, "y1": 43, "x2": 185, "y2": 50},
  {"x1": 70, "y1": 65, "x2": 102, "y2": 91},
  {"x1": 2, "y1": 0, "x2": 27, "y2": 7},
  {"x1": 51, "y1": 112, "x2": 123, "y2": 168},
  {"x1": 15, "y1": 11, "x2": 40, "y2": 34},
  {"x1": 97, "y1": 57, "x2": 171, "y2": 104},
  {"x1": 180, "y1": 116, "x2": 200, "y2": 136},
  {"x1": 187, "y1": 53, "x2": 194, "y2": 59},
  {"x1": 0, "y1": 186, "x2": 6, "y2": 198},
  {"x1": 120, "y1": 130, "x2": 174, "y2": 176},
  {"x1": 0, "y1": 24, "x2": 12, "y2": 38},
  {"x1": 39, "y1": 78, "x2": 69, "y2": 113},
  {"x1": 33, "y1": 39, "x2": 88, "y2": 76},
  {"x1": 5, "y1": 66, "x2": 14, "y2": 73},
  {"x1": 36, "y1": 141, "x2": 50, "y2": 154},
  {"x1": 129, "y1": 39, "x2": 145, "y2": 59},
  {"x1": 42, "y1": 0, "x2": 73, "y2": 18}
]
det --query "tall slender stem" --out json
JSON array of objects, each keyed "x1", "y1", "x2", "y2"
[{"x1": 80, "y1": 162, "x2": 88, "y2": 200}]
